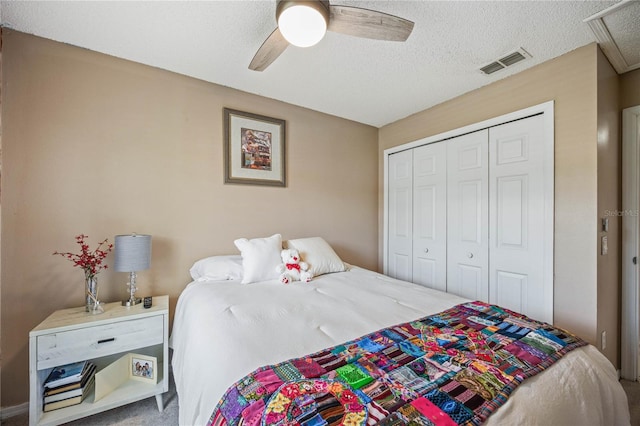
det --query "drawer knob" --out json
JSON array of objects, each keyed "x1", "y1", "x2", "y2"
[{"x1": 97, "y1": 337, "x2": 116, "y2": 344}]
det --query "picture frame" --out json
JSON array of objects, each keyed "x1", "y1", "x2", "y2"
[
  {"x1": 129, "y1": 354, "x2": 157, "y2": 384},
  {"x1": 223, "y1": 108, "x2": 286, "y2": 187}
]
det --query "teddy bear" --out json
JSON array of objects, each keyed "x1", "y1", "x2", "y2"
[{"x1": 276, "y1": 248, "x2": 313, "y2": 284}]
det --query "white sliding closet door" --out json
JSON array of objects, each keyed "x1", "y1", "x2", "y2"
[
  {"x1": 413, "y1": 143, "x2": 447, "y2": 291},
  {"x1": 388, "y1": 150, "x2": 413, "y2": 282},
  {"x1": 385, "y1": 103, "x2": 554, "y2": 323},
  {"x1": 446, "y1": 131, "x2": 489, "y2": 301},
  {"x1": 489, "y1": 115, "x2": 549, "y2": 322}
]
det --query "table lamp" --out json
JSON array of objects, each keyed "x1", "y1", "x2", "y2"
[{"x1": 114, "y1": 233, "x2": 152, "y2": 307}]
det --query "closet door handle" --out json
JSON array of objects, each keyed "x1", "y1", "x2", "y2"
[{"x1": 467, "y1": 252, "x2": 474, "y2": 259}]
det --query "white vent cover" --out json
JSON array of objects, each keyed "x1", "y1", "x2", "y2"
[{"x1": 479, "y1": 48, "x2": 532, "y2": 75}]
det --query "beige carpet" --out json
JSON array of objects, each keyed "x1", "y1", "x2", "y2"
[
  {"x1": 622, "y1": 379, "x2": 640, "y2": 426},
  {"x1": 3, "y1": 375, "x2": 638, "y2": 425}
]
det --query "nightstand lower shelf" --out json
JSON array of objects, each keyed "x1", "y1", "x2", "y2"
[{"x1": 39, "y1": 364, "x2": 165, "y2": 426}]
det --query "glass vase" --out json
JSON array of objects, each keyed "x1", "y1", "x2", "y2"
[{"x1": 85, "y1": 274, "x2": 103, "y2": 314}]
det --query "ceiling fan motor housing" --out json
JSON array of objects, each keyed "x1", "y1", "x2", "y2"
[{"x1": 276, "y1": 0, "x2": 330, "y2": 23}]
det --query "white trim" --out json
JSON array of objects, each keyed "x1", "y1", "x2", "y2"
[
  {"x1": 383, "y1": 101, "x2": 554, "y2": 323},
  {"x1": 583, "y1": 0, "x2": 635, "y2": 23},
  {"x1": 585, "y1": 18, "x2": 633, "y2": 74},
  {"x1": 383, "y1": 142, "x2": 390, "y2": 275},
  {"x1": 542, "y1": 105, "x2": 555, "y2": 324},
  {"x1": 622, "y1": 105, "x2": 640, "y2": 381},
  {"x1": 1, "y1": 402, "x2": 29, "y2": 420},
  {"x1": 383, "y1": 101, "x2": 554, "y2": 157},
  {"x1": 583, "y1": 0, "x2": 639, "y2": 74}
]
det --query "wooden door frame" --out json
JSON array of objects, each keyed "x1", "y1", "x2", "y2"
[{"x1": 622, "y1": 105, "x2": 640, "y2": 380}]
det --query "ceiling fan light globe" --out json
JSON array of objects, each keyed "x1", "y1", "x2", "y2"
[{"x1": 278, "y1": 4, "x2": 327, "y2": 47}]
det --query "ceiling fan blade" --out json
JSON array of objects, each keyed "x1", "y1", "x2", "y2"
[
  {"x1": 328, "y1": 5, "x2": 414, "y2": 42},
  {"x1": 249, "y1": 27, "x2": 289, "y2": 71}
]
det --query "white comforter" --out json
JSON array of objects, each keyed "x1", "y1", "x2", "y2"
[{"x1": 170, "y1": 266, "x2": 630, "y2": 426}]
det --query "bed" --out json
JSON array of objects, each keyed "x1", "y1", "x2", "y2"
[{"x1": 170, "y1": 236, "x2": 629, "y2": 426}]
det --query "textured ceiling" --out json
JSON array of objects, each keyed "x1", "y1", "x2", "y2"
[{"x1": 0, "y1": 0, "x2": 628, "y2": 127}]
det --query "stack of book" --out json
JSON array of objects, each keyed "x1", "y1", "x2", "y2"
[{"x1": 43, "y1": 360, "x2": 96, "y2": 412}]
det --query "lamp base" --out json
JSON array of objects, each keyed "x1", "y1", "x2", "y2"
[{"x1": 122, "y1": 297, "x2": 142, "y2": 307}]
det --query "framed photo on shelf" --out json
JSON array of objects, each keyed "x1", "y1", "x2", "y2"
[
  {"x1": 129, "y1": 354, "x2": 157, "y2": 384},
  {"x1": 95, "y1": 352, "x2": 158, "y2": 402},
  {"x1": 223, "y1": 108, "x2": 286, "y2": 187}
]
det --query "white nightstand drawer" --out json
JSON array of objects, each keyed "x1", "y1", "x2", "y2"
[{"x1": 36, "y1": 315, "x2": 163, "y2": 369}]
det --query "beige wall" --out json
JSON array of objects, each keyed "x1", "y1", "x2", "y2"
[
  {"x1": 620, "y1": 68, "x2": 640, "y2": 109},
  {"x1": 596, "y1": 48, "x2": 621, "y2": 365},
  {"x1": 379, "y1": 44, "x2": 603, "y2": 357},
  {"x1": 1, "y1": 30, "x2": 378, "y2": 406}
]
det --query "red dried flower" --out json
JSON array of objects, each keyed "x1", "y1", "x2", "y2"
[{"x1": 53, "y1": 234, "x2": 113, "y2": 278}]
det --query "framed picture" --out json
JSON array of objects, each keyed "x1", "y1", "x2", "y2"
[
  {"x1": 129, "y1": 354, "x2": 157, "y2": 384},
  {"x1": 223, "y1": 108, "x2": 286, "y2": 187}
]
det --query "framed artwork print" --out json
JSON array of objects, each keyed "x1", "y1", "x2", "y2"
[{"x1": 223, "y1": 108, "x2": 286, "y2": 187}]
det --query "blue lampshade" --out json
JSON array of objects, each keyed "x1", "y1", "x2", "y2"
[{"x1": 114, "y1": 234, "x2": 152, "y2": 272}]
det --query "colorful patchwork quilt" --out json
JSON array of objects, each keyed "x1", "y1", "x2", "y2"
[{"x1": 208, "y1": 301, "x2": 586, "y2": 426}]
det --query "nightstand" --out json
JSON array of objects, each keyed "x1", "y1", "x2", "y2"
[{"x1": 28, "y1": 296, "x2": 169, "y2": 426}]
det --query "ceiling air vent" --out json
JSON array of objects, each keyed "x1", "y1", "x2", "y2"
[
  {"x1": 479, "y1": 48, "x2": 531, "y2": 75},
  {"x1": 480, "y1": 62, "x2": 506, "y2": 75}
]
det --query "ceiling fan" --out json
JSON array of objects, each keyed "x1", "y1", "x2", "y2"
[{"x1": 249, "y1": 0, "x2": 415, "y2": 71}]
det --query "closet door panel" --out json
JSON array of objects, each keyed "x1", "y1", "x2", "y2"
[
  {"x1": 459, "y1": 181, "x2": 482, "y2": 243},
  {"x1": 496, "y1": 176, "x2": 528, "y2": 247},
  {"x1": 494, "y1": 270, "x2": 529, "y2": 314},
  {"x1": 388, "y1": 150, "x2": 413, "y2": 282},
  {"x1": 457, "y1": 264, "x2": 483, "y2": 299},
  {"x1": 413, "y1": 143, "x2": 447, "y2": 291},
  {"x1": 447, "y1": 130, "x2": 489, "y2": 301},
  {"x1": 489, "y1": 115, "x2": 547, "y2": 322}
]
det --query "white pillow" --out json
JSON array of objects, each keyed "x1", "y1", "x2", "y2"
[
  {"x1": 234, "y1": 234, "x2": 283, "y2": 284},
  {"x1": 285, "y1": 237, "x2": 346, "y2": 276},
  {"x1": 189, "y1": 255, "x2": 244, "y2": 282}
]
